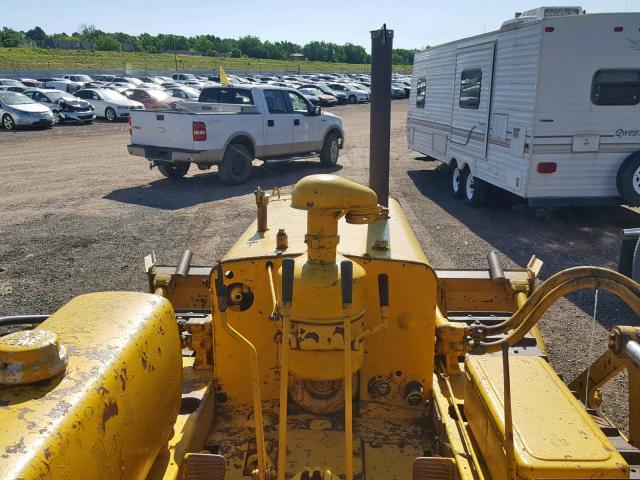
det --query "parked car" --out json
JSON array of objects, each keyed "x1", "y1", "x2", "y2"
[
  {"x1": 93, "y1": 74, "x2": 115, "y2": 82},
  {"x1": 163, "y1": 85, "x2": 200, "y2": 100},
  {"x1": 298, "y1": 87, "x2": 338, "y2": 107},
  {"x1": 300, "y1": 83, "x2": 348, "y2": 104},
  {"x1": 23, "y1": 88, "x2": 95, "y2": 124},
  {"x1": 0, "y1": 85, "x2": 28, "y2": 93},
  {"x1": 62, "y1": 74, "x2": 93, "y2": 84},
  {"x1": 171, "y1": 73, "x2": 198, "y2": 83},
  {"x1": 74, "y1": 88, "x2": 144, "y2": 121},
  {"x1": 297, "y1": 88, "x2": 320, "y2": 105},
  {"x1": 0, "y1": 79, "x2": 27, "y2": 91},
  {"x1": 128, "y1": 85, "x2": 344, "y2": 184},
  {"x1": 0, "y1": 91, "x2": 53, "y2": 130},
  {"x1": 325, "y1": 83, "x2": 369, "y2": 103},
  {"x1": 121, "y1": 88, "x2": 181, "y2": 109},
  {"x1": 37, "y1": 78, "x2": 83, "y2": 93},
  {"x1": 18, "y1": 78, "x2": 42, "y2": 88}
]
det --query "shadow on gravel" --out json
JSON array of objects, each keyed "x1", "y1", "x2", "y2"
[
  {"x1": 408, "y1": 162, "x2": 640, "y2": 328},
  {"x1": 104, "y1": 160, "x2": 342, "y2": 210}
]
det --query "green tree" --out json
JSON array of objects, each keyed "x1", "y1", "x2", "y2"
[
  {"x1": 0, "y1": 27, "x2": 25, "y2": 47},
  {"x1": 94, "y1": 35, "x2": 122, "y2": 52},
  {"x1": 25, "y1": 26, "x2": 47, "y2": 41}
]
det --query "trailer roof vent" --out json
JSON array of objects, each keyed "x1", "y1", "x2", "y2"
[
  {"x1": 502, "y1": 6, "x2": 583, "y2": 30},
  {"x1": 522, "y1": 6, "x2": 584, "y2": 19}
]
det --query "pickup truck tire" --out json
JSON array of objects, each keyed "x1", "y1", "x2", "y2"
[
  {"x1": 616, "y1": 151, "x2": 640, "y2": 206},
  {"x1": 320, "y1": 132, "x2": 340, "y2": 167},
  {"x1": 158, "y1": 162, "x2": 190, "y2": 179},
  {"x1": 219, "y1": 144, "x2": 253, "y2": 185}
]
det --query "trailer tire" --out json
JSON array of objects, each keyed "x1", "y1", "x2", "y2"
[
  {"x1": 158, "y1": 162, "x2": 190, "y2": 179},
  {"x1": 450, "y1": 164, "x2": 464, "y2": 199},
  {"x1": 320, "y1": 132, "x2": 340, "y2": 166},
  {"x1": 219, "y1": 143, "x2": 253, "y2": 185},
  {"x1": 616, "y1": 152, "x2": 640, "y2": 206},
  {"x1": 462, "y1": 169, "x2": 489, "y2": 207}
]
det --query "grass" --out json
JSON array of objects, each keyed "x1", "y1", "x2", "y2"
[{"x1": 0, "y1": 48, "x2": 413, "y2": 75}]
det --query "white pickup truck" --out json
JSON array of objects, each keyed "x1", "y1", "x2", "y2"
[{"x1": 127, "y1": 85, "x2": 344, "y2": 185}]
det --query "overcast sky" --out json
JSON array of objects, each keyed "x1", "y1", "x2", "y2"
[{"x1": 2, "y1": 0, "x2": 636, "y2": 49}]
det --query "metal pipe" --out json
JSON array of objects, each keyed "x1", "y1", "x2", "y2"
[
  {"x1": 354, "y1": 273, "x2": 389, "y2": 349},
  {"x1": 154, "y1": 286, "x2": 167, "y2": 297},
  {"x1": 277, "y1": 259, "x2": 295, "y2": 480},
  {"x1": 369, "y1": 24, "x2": 394, "y2": 207},
  {"x1": 215, "y1": 264, "x2": 267, "y2": 480},
  {"x1": 438, "y1": 365, "x2": 486, "y2": 480},
  {"x1": 502, "y1": 342, "x2": 517, "y2": 480},
  {"x1": 487, "y1": 251, "x2": 505, "y2": 281},
  {"x1": 267, "y1": 263, "x2": 279, "y2": 320},
  {"x1": 174, "y1": 249, "x2": 193, "y2": 277},
  {"x1": 625, "y1": 340, "x2": 640, "y2": 368},
  {"x1": 256, "y1": 187, "x2": 269, "y2": 233},
  {"x1": 0, "y1": 315, "x2": 48, "y2": 327},
  {"x1": 341, "y1": 260, "x2": 354, "y2": 480}
]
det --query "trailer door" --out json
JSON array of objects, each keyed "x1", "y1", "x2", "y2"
[{"x1": 449, "y1": 42, "x2": 495, "y2": 158}]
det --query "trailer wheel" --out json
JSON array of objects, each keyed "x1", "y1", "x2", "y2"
[
  {"x1": 462, "y1": 169, "x2": 489, "y2": 207},
  {"x1": 158, "y1": 162, "x2": 190, "y2": 179},
  {"x1": 616, "y1": 152, "x2": 640, "y2": 206},
  {"x1": 219, "y1": 143, "x2": 253, "y2": 185},
  {"x1": 450, "y1": 165, "x2": 464, "y2": 199}
]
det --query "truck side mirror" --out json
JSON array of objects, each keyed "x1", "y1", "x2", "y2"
[{"x1": 313, "y1": 106, "x2": 321, "y2": 116}]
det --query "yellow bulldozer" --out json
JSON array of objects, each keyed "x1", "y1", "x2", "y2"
[{"x1": 1, "y1": 26, "x2": 639, "y2": 480}]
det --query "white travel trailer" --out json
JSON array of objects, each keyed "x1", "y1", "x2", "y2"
[{"x1": 407, "y1": 7, "x2": 640, "y2": 206}]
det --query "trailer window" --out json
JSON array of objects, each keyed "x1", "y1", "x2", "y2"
[
  {"x1": 591, "y1": 69, "x2": 640, "y2": 106},
  {"x1": 459, "y1": 69, "x2": 482, "y2": 109},
  {"x1": 416, "y1": 78, "x2": 426, "y2": 108}
]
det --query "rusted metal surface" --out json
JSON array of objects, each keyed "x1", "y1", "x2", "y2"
[{"x1": 0, "y1": 292, "x2": 182, "y2": 480}]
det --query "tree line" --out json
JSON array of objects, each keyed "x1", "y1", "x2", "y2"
[{"x1": 0, "y1": 25, "x2": 416, "y2": 65}]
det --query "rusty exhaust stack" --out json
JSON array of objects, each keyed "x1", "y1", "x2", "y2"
[{"x1": 369, "y1": 24, "x2": 394, "y2": 207}]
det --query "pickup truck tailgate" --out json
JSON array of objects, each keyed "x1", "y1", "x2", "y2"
[{"x1": 131, "y1": 111, "x2": 194, "y2": 151}]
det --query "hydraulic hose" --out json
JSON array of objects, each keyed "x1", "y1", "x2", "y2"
[
  {"x1": 0, "y1": 315, "x2": 49, "y2": 327},
  {"x1": 475, "y1": 267, "x2": 640, "y2": 336},
  {"x1": 472, "y1": 268, "x2": 640, "y2": 353}
]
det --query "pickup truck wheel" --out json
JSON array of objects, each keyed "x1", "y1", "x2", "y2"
[
  {"x1": 320, "y1": 132, "x2": 340, "y2": 167},
  {"x1": 105, "y1": 107, "x2": 117, "y2": 122},
  {"x1": 158, "y1": 162, "x2": 190, "y2": 179},
  {"x1": 220, "y1": 144, "x2": 253, "y2": 185},
  {"x1": 617, "y1": 152, "x2": 640, "y2": 206}
]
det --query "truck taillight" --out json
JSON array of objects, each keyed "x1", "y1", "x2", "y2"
[
  {"x1": 128, "y1": 117, "x2": 132, "y2": 135},
  {"x1": 193, "y1": 121, "x2": 207, "y2": 141}
]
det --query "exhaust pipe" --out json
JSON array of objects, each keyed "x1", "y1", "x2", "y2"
[{"x1": 369, "y1": 24, "x2": 394, "y2": 207}]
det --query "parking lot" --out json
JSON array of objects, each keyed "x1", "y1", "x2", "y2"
[{"x1": 0, "y1": 99, "x2": 635, "y2": 429}]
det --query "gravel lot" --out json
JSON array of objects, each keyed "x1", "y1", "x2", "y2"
[{"x1": 0, "y1": 100, "x2": 636, "y2": 430}]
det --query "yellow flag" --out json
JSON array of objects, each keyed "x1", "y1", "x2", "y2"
[{"x1": 220, "y1": 65, "x2": 230, "y2": 85}]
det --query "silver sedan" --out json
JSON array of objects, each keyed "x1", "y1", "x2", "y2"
[{"x1": 0, "y1": 91, "x2": 54, "y2": 130}]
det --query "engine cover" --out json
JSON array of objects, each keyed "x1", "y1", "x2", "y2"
[{"x1": 0, "y1": 292, "x2": 182, "y2": 480}]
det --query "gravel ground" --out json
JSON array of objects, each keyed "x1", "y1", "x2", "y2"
[{"x1": 0, "y1": 100, "x2": 636, "y2": 431}]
